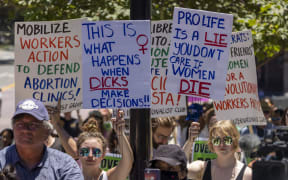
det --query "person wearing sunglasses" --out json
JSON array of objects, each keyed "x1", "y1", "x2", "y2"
[
  {"x1": 76, "y1": 110, "x2": 133, "y2": 180},
  {"x1": 187, "y1": 120, "x2": 252, "y2": 180}
]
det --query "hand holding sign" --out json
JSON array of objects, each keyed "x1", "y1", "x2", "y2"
[
  {"x1": 112, "y1": 110, "x2": 125, "y2": 136},
  {"x1": 46, "y1": 99, "x2": 62, "y2": 127},
  {"x1": 188, "y1": 122, "x2": 200, "y2": 142}
]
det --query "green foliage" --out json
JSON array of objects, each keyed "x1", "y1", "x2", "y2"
[
  {"x1": 2, "y1": 0, "x2": 288, "y2": 64},
  {"x1": 151, "y1": 0, "x2": 288, "y2": 64},
  {"x1": 2, "y1": 0, "x2": 130, "y2": 21}
]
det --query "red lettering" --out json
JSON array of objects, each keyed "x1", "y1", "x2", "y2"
[
  {"x1": 121, "y1": 77, "x2": 128, "y2": 86},
  {"x1": 226, "y1": 72, "x2": 237, "y2": 81},
  {"x1": 89, "y1": 76, "x2": 128, "y2": 91},
  {"x1": 204, "y1": 32, "x2": 227, "y2": 47},
  {"x1": 152, "y1": 92, "x2": 160, "y2": 104},
  {"x1": 151, "y1": 76, "x2": 158, "y2": 90},
  {"x1": 40, "y1": 37, "x2": 48, "y2": 48},
  {"x1": 151, "y1": 91, "x2": 176, "y2": 106},
  {"x1": 73, "y1": 35, "x2": 81, "y2": 47},
  {"x1": 65, "y1": 36, "x2": 73, "y2": 48},
  {"x1": 20, "y1": 37, "x2": 31, "y2": 49},
  {"x1": 199, "y1": 81, "x2": 211, "y2": 97},
  {"x1": 111, "y1": 77, "x2": 121, "y2": 87},
  {"x1": 165, "y1": 93, "x2": 174, "y2": 105},
  {"x1": 90, "y1": 77, "x2": 101, "y2": 89},
  {"x1": 49, "y1": 37, "x2": 57, "y2": 48},
  {"x1": 179, "y1": 79, "x2": 210, "y2": 98},
  {"x1": 58, "y1": 36, "x2": 64, "y2": 48},
  {"x1": 151, "y1": 76, "x2": 167, "y2": 91}
]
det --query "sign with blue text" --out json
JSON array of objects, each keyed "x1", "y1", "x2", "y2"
[
  {"x1": 214, "y1": 31, "x2": 266, "y2": 127},
  {"x1": 14, "y1": 19, "x2": 83, "y2": 112},
  {"x1": 151, "y1": 20, "x2": 187, "y2": 117},
  {"x1": 167, "y1": 7, "x2": 233, "y2": 100},
  {"x1": 82, "y1": 20, "x2": 151, "y2": 109}
]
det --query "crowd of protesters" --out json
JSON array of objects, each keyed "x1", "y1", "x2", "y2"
[{"x1": 0, "y1": 96, "x2": 286, "y2": 180}]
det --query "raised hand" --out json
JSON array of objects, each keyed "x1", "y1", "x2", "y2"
[
  {"x1": 46, "y1": 99, "x2": 61, "y2": 126},
  {"x1": 112, "y1": 110, "x2": 125, "y2": 136},
  {"x1": 188, "y1": 122, "x2": 200, "y2": 141}
]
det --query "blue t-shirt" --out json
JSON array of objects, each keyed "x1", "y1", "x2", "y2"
[{"x1": 0, "y1": 145, "x2": 84, "y2": 180}]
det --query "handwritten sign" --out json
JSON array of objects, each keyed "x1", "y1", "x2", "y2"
[
  {"x1": 14, "y1": 19, "x2": 83, "y2": 112},
  {"x1": 166, "y1": 8, "x2": 233, "y2": 100},
  {"x1": 82, "y1": 20, "x2": 151, "y2": 109},
  {"x1": 191, "y1": 137, "x2": 217, "y2": 161},
  {"x1": 214, "y1": 31, "x2": 266, "y2": 127},
  {"x1": 151, "y1": 20, "x2": 187, "y2": 117}
]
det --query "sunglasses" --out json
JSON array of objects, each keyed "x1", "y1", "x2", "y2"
[
  {"x1": 79, "y1": 147, "x2": 102, "y2": 158},
  {"x1": 211, "y1": 136, "x2": 233, "y2": 146}
]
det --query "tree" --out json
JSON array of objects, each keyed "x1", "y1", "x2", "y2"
[
  {"x1": 2, "y1": 0, "x2": 288, "y2": 66},
  {"x1": 151, "y1": 0, "x2": 288, "y2": 66}
]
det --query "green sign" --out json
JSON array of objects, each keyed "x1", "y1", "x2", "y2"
[
  {"x1": 100, "y1": 153, "x2": 122, "y2": 171},
  {"x1": 192, "y1": 139, "x2": 217, "y2": 161},
  {"x1": 100, "y1": 153, "x2": 129, "y2": 180}
]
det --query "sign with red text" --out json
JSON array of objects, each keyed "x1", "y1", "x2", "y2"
[
  {"x1": 151, "y1": 20, "x2": 187, "y2": 117},
  {"x1": 14, "y1": 19, "x2": 83, "y2": 112},
  {"x1": 82, "y1": 21, "x2": 151, "y2": 109},
  {"x1": 167, "y1": 8, "x2": 233, "y2": 100},
  {"x1": 214, "y1": 31, "x2": 266, "y2": 127}
]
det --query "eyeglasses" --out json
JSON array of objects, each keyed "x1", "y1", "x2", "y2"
[
  {"x1": 211, "y1": 136, "x2": 233, "y2": 146},
  {"x1": 14, "y1": 122, "x2": 43, "y2": 131},
  {"x1": 79, "y1": 147, "x2": 102, "y2": 158}
]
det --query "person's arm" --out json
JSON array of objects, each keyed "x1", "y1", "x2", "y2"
[
  {"x1": 76, "y1": 109, "x2": 84, "y2": 128},
  {"x1": 107, "y1": 110, "x2": 134, "y2": 180},
  {"x1": 182, "y1": 122, "x2": 200, "y2": 162},
  {"x1": 47, "y1": 100, "x2": 79, "y2": 159},
  {"x1": 187, "y1": 160, "x2": 205, "y2": 180}
]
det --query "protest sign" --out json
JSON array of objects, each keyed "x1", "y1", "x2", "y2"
[
  {"x1": 100, "y1": 153, "x2": 121, "y2": 171},
  {"x1": 14, "y1": 19, "x2": 83, "y2": 111},
  {"x1": 151, "y1": 20, "x2": 187, "y2": 117},
  {"x1": 214, "y1": 30, "x2": 266, "y2": 127},
  {"x1": 166, "y1": 7, "x2": 233, "y2": 100},
  {"x1": 82, "y1": 20, "x2": 151, "y2": 109},
  {"x1": 191, "y1": 137, "x2": 217, "y2": 161}
]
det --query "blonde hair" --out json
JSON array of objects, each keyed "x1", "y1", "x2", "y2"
[
  {"x1": 199, "y1": 108, "x2": 215, "y2": 132},
  {"x1": 77, "y1": 131, "x2": 107, "y2": 152},
  {"x1": 207, "y1": 120, "x2": 239, "y2": 152},
  {"x1": 77, "y1": 118, "x2": 107, "y2": 152},
  {"x1": 151, "y1": 117, "x2": 176, "y2": 133}
]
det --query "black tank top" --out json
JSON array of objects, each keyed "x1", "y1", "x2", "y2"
[{"x1": 202, "y1": 160, "x2": 247, "y2": 180}]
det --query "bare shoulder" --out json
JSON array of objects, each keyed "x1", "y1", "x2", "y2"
[
  {"x1": 243, "y1": 165, "x2": 252, "y2": 180},
  {"x1": 236, "y1": 161, "x2": 252, "y2": 180},
  {"x1": 187, "y1": 160, "x2": 206, "y2": 179}
]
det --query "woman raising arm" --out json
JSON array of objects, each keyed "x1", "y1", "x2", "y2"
[{"x1": 187, "y1": 120, "x2": 252, "y2": 180}]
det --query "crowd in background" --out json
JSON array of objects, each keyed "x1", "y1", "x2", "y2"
[{"x1": 0, "y1": 96, "x2": 287, "y2": 180}]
